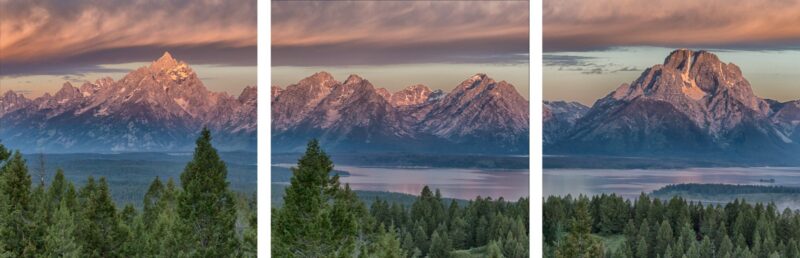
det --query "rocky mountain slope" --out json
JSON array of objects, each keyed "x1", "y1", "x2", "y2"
[
  {"x1": 543, "y1": 101, "x2": 588, "y2": 145},
  {"x1": 272, "y1": 72, "x2": 529, "y2": 154},
  {"x1": 0, "y1": 52, "x2": 256, "y2": 153},
  {"x1": 544, "y1": 49, "x2": 799, "y2": 164}
]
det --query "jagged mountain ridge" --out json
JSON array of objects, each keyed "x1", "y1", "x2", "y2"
[
  {"x1": 543, "y1": 101, "x2": 588, "y2": 145},
  {"x1": 271, "y1": 72, "x2": 529, "y2": 154},
  {"x1": 544, "y1": 49, "x2": 800, "y2": 164},
  {"x1": 0, "y1": 52, "x2": 256, "y2": 153}
]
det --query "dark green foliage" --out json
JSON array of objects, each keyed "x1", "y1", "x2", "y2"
[
  {"x1": 273, "y1": 140, "x2": 530, "y2": 257},
  {"x1": 1, "y1": 151, "x2": 35, "y2": 256},
  {"x1": 272, "y1": 139, "x2": 364, "y2": 257},
  {"x1": 363, "y1": 223, "x2": 407, "y2": 258},
  {"x1": 429, "y1": 227, "x2": 452, "y2": 258},
  {"x1": 544, "y1": 192, "x2": 800, "y2": 258},
  {"x1": 554, "y1": 196, "x2": 604, "y2": 258},
  {"x1": 654, "y1": 183, "x2": 800, "y2": 195},
  {"x1": 177, "y1": 128, "x2": 240, "y2": 256},
  {"x1": 42, "y1": 199, "x2": 82, "y2": 257},
  {"x1": 0, "y1": 133, "x2": 256, "y2": 256}
]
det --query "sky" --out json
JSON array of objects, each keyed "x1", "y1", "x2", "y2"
[
  {"x1": 544, "y1": 0, "x2": 800, "y2": 106},
  {"x1": 271, "y1": 1, "x2": 530, "y2": 98},
  {"x1": 0, "y1": 0, "x2": 257, "y2": 98}
]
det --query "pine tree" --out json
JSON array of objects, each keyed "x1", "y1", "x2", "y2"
[
  {"x1": 685, "y1": 240, "x2": 700, "y2": 258},
  {"x1": 449, "y1": 216, "x2": 469, "y2": 250},
  {"x1": 503, "y1": 230, "x2": 527, "y2": 258},
  {"x1": 401, "y1": 230, "x2": 416, "y2": 255},
  {"x1": 636, "y1": 235, "x2": 648, "y2": 258},
  {"x1": 243, "y1": 212, "x2": 257, "y2": 257},
  {"x1": 718, "y1": 234, "x2": 733, "y2": 258},
  {"x1": 79, "y1": 177, "x2": 125, "y2": 257},
  {"x1": 1, "y1": 151, "x2": 34, "y2": 255},
  {"x1": 486, "y1": 240, "x2": 506, "y2": 258},
  {"x1": 413, "y1": 223, "x2": 430, "y2": 256},
  {"x1": 272, "y1": 139, "x2": 359, "y2": 257},
  {"x1": 0, "y1": 143, "x2": 9, "y2": 164},
  {"x1": 787, "y1": 241, "x2": 800, "y2": 258},
  {"x1": 656, "y1": 220, "x2": 673, "y2": 256},
  {"x1": 699, "y1": 236, "x2": 714, "y2": 258},
  {"x1": 429, "y1": 227, "x2": 452, "y2": 258},
  {"x1": 3, "y1": 151, "x2": 31, "y2": 210},
  {"x1": 143, "y1": 176, "x2": 164, "y2": 226},
  {"x1": 556, "y1": 196, "x2": 604, "y2": 258},
  {"x1": 177, "y1": 128, "x2": 239, "y2": 257},
  {"x1": 367, "y1": 223, "x2": 406, "y2": 258},
  {"x1": 636, "y1": 219, "x2": 650, "y2": 258},
  {"x1": 29, "y1": 184, "x2": 49, "y2": 254},
  {"x1": 47, "y1": 169, "x2": 67, "y2": 209},
  {"x1": 42, "y1": 199, "x2": 82, "y2": 257}
]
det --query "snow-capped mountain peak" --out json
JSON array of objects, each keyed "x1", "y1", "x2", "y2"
[
  {"x1": 546, "y1": 49, "x2": 799, "y2": 163},
  {"x1": 272, "y1": 72, "x2": 529, "y2": 154},
  {"x1": 0, "y1": 53, "x2": 256, "y2": 153}
]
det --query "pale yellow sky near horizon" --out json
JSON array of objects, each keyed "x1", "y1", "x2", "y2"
[{"x1": 1, "y1": 62, "x2": 257, "y2": 99}]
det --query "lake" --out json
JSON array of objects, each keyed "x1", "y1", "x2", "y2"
[
  {"x1": 544, "y1": 167, "x2": 800, "y2": 199},
  {"x1": 273, "y1": 163, "x2": 529, "y2": 200}
]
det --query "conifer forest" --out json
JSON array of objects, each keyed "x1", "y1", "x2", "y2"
[
  {"x1": 272, "y1": 140, "x2": 530, "y2": 258},
  {"x1": 544, "y1": 193, "x2": 800, "y2": 258},
  {"x1": 0, "y1": 129, "x2": 257, "y2": 257}
]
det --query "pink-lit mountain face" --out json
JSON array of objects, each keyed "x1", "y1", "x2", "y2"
[
  {"x1": 271, "y1": 72, "x2": 529, "y2": 154},
  {"x1": 0, "y1": 52, "x2": 256, "y2": 153},
  {"x1": 544, "y1": 49, "x2": 800, "y2": 164}
]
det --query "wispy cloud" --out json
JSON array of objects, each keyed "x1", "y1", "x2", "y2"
[
  {"x1": 544, "y1": 0, "x2": 800, "y2": 52},
  {"x1": 272, "y1": 1, "x2": 529, "y2": 66},
  {"x1": 0, "y1": 0, "x2": 256, "y2": 76},
  {"x1": 544, "y1": 54, "x2": 639, "y2": 75}
]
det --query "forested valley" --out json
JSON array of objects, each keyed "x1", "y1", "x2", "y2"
[
  {"x1": 0, "y1": 128, "x2": 257, "y2": 257},
  {"x1": 272, "y1": 140, "x2": 530, "y2": 258},
  {"x1": 544, "y1": 192, "x2": 800, "y2": 258}
]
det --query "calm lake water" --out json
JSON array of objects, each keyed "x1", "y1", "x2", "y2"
[
  {"x1": 274, "y1": 163, "x2": 529, "y2": 200},
  {"x1": 544, "y1": 167, "x2": 800, "y2": 199}
]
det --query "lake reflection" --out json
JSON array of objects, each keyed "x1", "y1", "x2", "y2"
[
  {"x1": 544, "y1": 167, "x2": 800, "y2": 199},
  {"x1": 274, "y1": 163, "x2": 529, "y2": 200}
]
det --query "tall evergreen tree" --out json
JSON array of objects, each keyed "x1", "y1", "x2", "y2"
[
  {"x1": 366, "y1": 223, "x2": 406, "y2": 258},
  {"x1": 272, "y1": 139, "x2": 359, "y2": 257},
  {"x1": 243, "y1": 212, "x2": 257, "y2": 257},
  {"x1": 143, "y1": 176, "x2": 164, "y2": 226},
  {"x1": 0, "y1": 151, "x2": 34, "y2": 255},
  {"x1": 486, "y1": 240, "x2": 505, "y2": 258},
  {"x1": 79, "y1": 177, "x2": 125, "y2": 257},
  {"x1": 555, "y1": 196, "x2": 604, "y2": 258},
  {"x1": 656, "y1": 220, "x2": 673, "y2": 256},
  {"x1": 177, "y1": 128, "x2": 239, "y2": 257},
  {"x1": 429, "y1": 227, "x2": 452, "y2": 258},
  {"x1": 42, "y1": 199, "x2": 82, "y2": 257}
]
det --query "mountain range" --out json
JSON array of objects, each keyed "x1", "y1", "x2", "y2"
[
  {"x1": 0, "y1": 52, "x2": 257, "y2": 153},
  {"x1": 544, "y1": 49, "x2": 800, "y2": 165},
  {"x1": 272, "y1": 72, "x2": 529, "y2": 154}
]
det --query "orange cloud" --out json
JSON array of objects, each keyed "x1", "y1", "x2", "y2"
[
  {"x1": 272, "y1": 1, "x2": 529, "y2": 66},
  {"x1": 273, "y1": 1, "x2": 528, "y2": 47},
  {"x1": 544, "y1": 0, "x2": 800, "y2": 51},
  {"x1": 0, "y1": 0, "x2": 256, "y2": 63}
]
